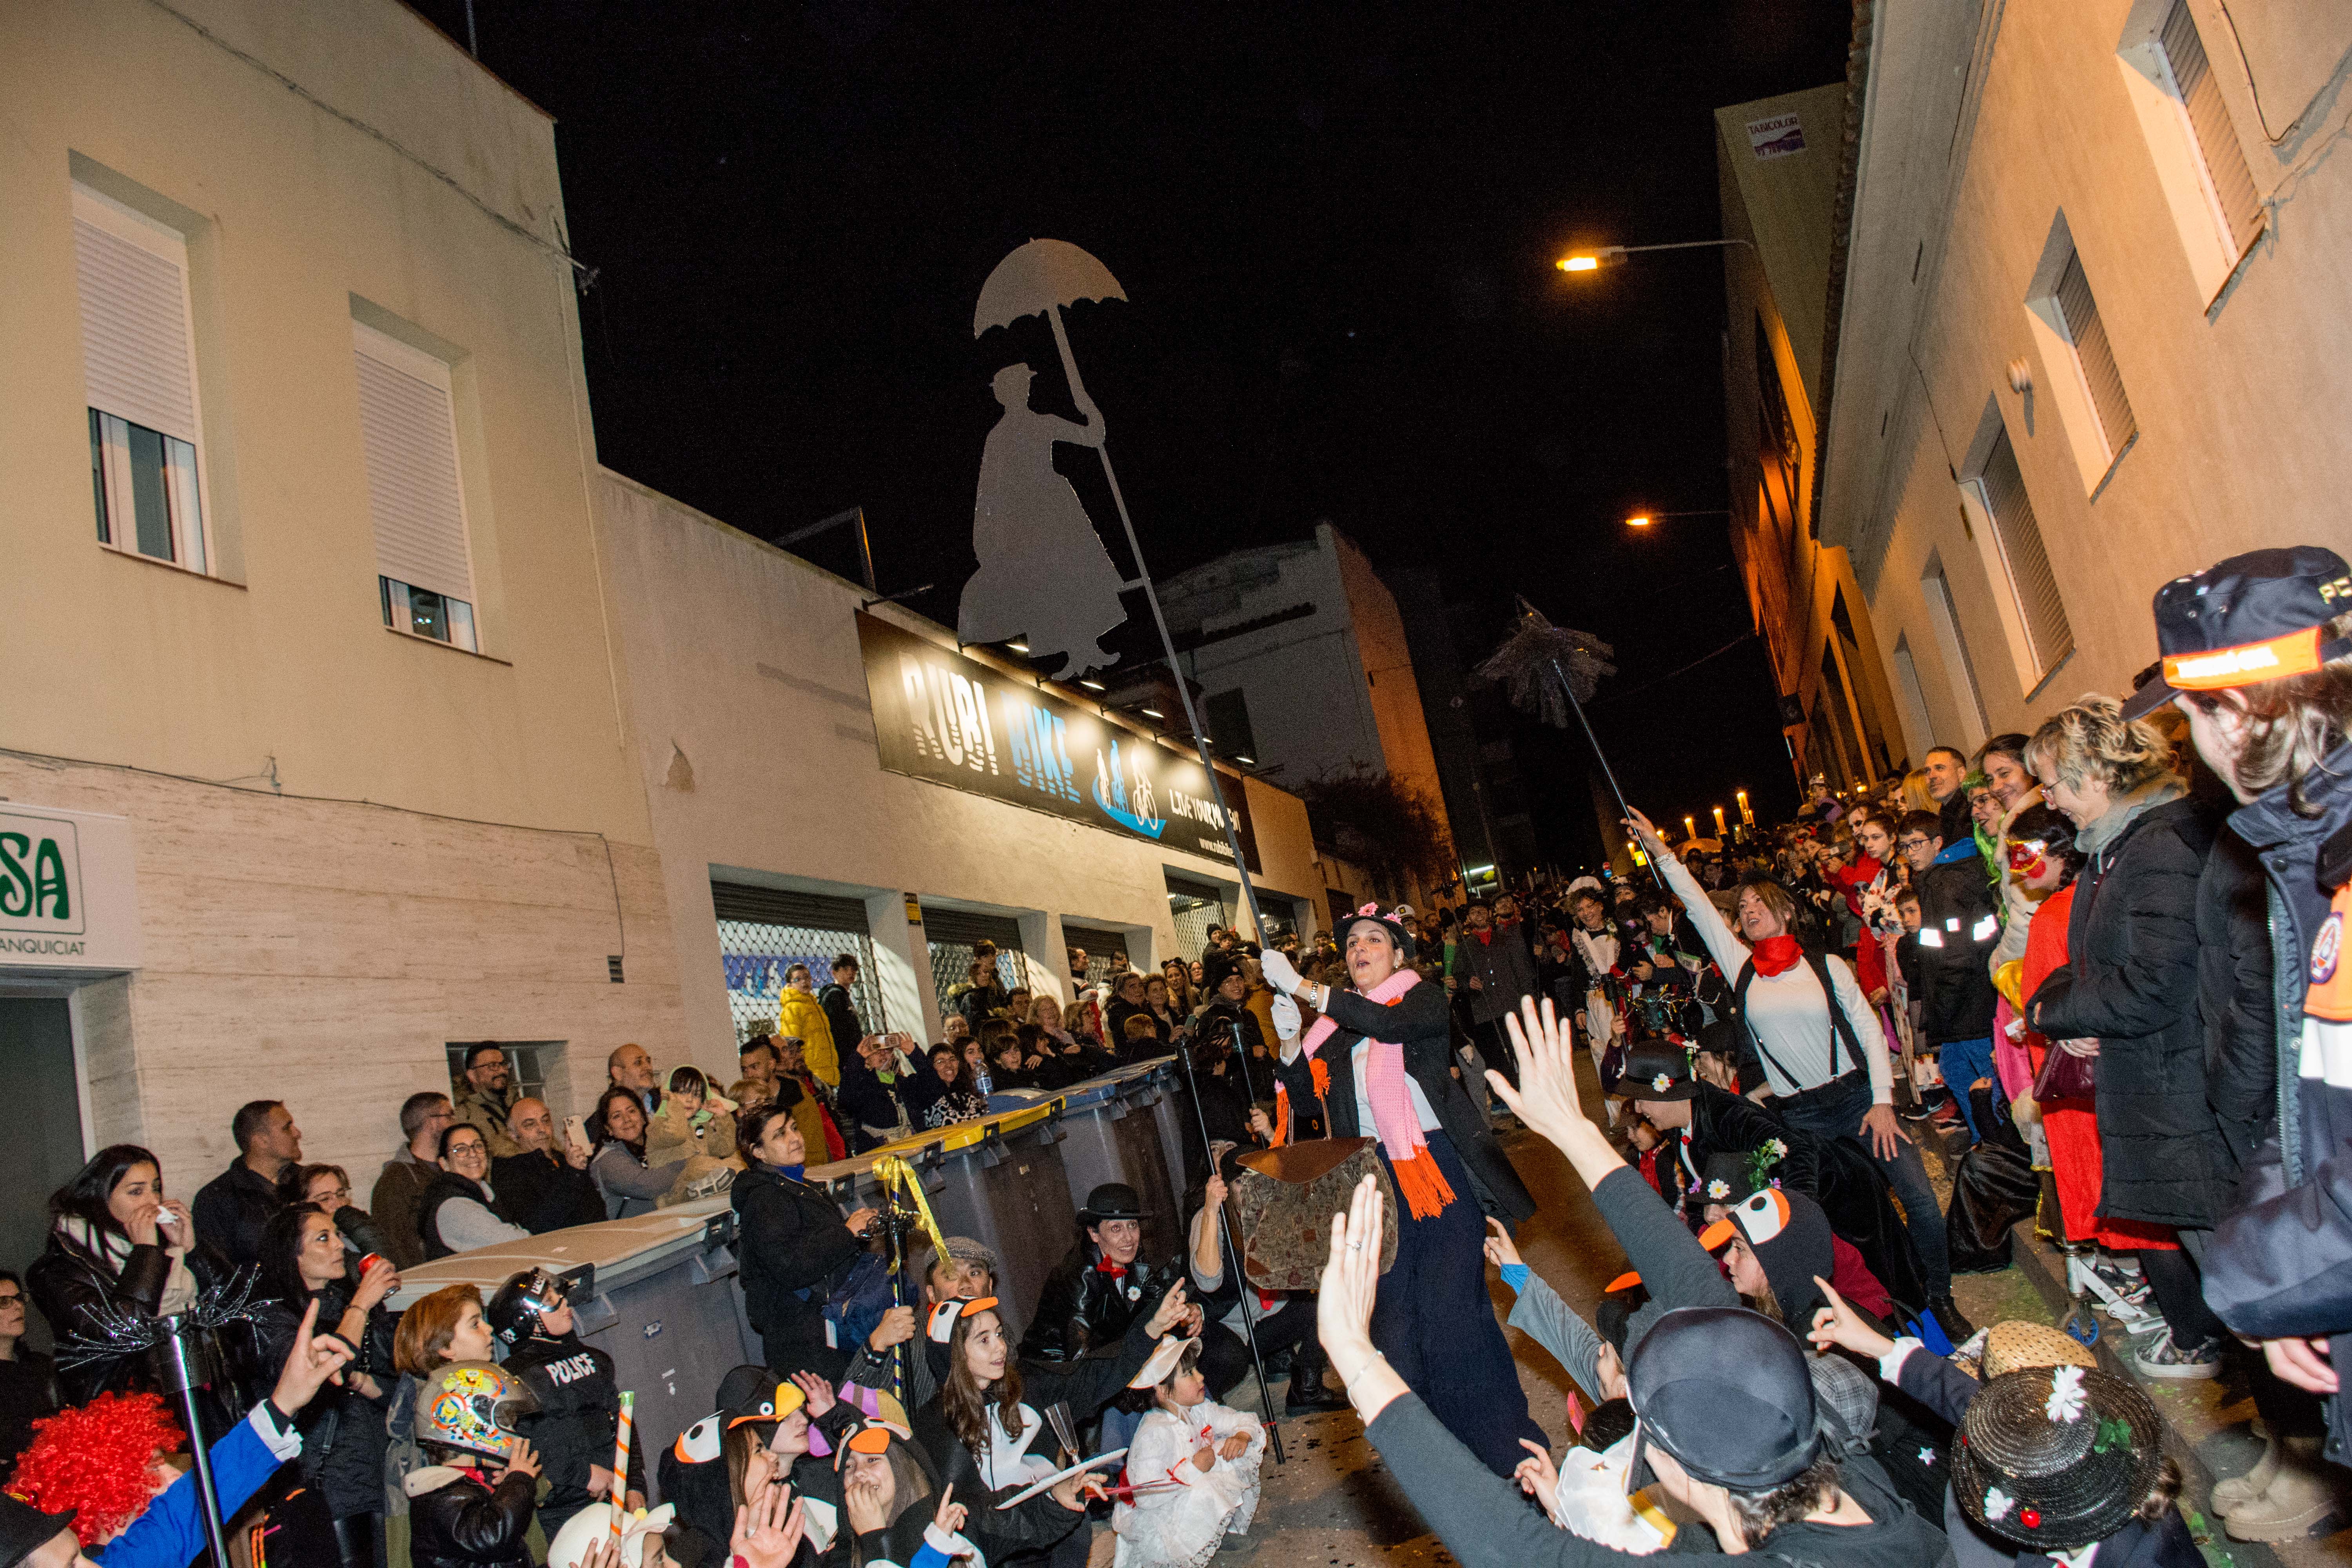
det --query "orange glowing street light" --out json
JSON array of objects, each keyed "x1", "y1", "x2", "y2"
[
  {"x1": 1557, "y1": 236, "x2": 1754, "y2": 277},
  {"x1": 1623, "y1": 508, "x2": 1729, "y2": 529}
]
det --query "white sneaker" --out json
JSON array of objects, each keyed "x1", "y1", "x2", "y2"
[{"x1": 2132, "y1": 1328, "x2": 2223, "y2": 1380}]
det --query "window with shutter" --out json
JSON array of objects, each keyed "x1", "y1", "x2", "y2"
[
  {"x1": 73, "y1": 185, "x2": 209, "y2": 573},
  {"x1": 2158, "y1": 0, "x2": 2265, "y2": 258},
  {"x1": 2051, "y1": 253, "x2": 2137, "y2": 463},
  {"x1": 353, "y1": 321, "x2": 478, "y2": 651},
  {"x1": 1973, "y1": 427, "x2": 2075, "y2": 680}
]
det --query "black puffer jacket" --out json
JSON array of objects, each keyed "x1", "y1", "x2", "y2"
[
  {"x1": 2031, "y1": 795, "x2": 2234, "y2": 1228},
  {"x1": 404, "y1": 1465, "x2": 535, "y2": 1568},
  {"x1": 732, "y1": 1165, "x2": 864, "y2": 1379},
  {"x1": 2197, "y1": 825, "x2": 2276, "y2": 1181}
]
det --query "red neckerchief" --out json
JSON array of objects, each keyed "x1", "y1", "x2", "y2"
[
  {"x1": 1096, "y1": 1259, "x2": 1127, "y2": 1279},
  {"x1": 1752, "y1": 934, "x2": 1805, "y2": 976},
  {"x1": 1474, "y1": 929, "x2": 1493, "y2": 946}
]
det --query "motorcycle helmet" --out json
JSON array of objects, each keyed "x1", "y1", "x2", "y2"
[
  {"x1": 416, "y1": 1362, "x2": 540, "y2": 1463},
  {"x1": 487, "y1": 1268, "x2": 567, "y2": 1348}
]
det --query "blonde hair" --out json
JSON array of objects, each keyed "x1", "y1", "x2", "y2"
[
  {"x1": 1900, "y1": 769, "x2": 1936, "y2": 815},
  {"x1": 1736, "y1": 880, "x2": 1800, "y2": 932},
  {"x1": 2183, "y1": 610, "x2": 2352, "y2": 816},
  {"x1": 2025, "y1": 694, "x2": 2176, "y2": 796}
]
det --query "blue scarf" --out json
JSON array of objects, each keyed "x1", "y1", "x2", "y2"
[{"x1": 774, "y1": 1163, "x2": 806, "y2": 1183}]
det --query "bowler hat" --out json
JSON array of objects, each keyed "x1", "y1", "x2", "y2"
[
  {"x1": 1079, "y1": 1182, "x2": 1149, "y2": 1221},
  {"x1": 1950, "y1": 1365, "x2": 2163, "y2": 1550},
  {"x1": 1612, "y1": 1040, "x2": 1696, "y2": 1101},
  {"x1": 1625, "y1": 1307, "x2": 1819, "y2": 1491}
]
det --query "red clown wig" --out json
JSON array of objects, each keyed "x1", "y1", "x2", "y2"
[{"x1": 7, "y1": 1390, "x2": 187, "y2": 1545}]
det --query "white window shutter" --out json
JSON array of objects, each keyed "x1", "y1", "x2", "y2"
[
  {"x1": 353, "y1": 327, "x2": 475, "y2": 605},
  {"x1": 73, "y1": 208, "x2": 198, "y2": 443}
]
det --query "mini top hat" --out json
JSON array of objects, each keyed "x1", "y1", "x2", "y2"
[
  {"x1": 1339, "y1": 903, "x2": 1417, "y2": 962},
  {"x1": 1950, "y1": 1365, "x2": 2163, "y2": 1550}
]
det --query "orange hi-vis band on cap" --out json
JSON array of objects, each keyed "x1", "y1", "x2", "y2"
[{"x1": 2163, "y1": 624, "x2": 2331, "y2": 690}]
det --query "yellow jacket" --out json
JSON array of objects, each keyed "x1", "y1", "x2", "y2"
[{"x1": 775, "y1": 988, "x2": 840, "y2": 1085}]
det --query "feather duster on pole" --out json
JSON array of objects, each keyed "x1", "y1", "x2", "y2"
[{"x1": 1476, "y1": 596, "x2": 1662, "y2": 888}]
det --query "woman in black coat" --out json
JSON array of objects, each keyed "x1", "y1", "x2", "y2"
[
  {"x1": 731, "y1": 1103, "x2": 881, "y2": 1380},
  {"x1": 2026, "y1": 699, "x2": 2234, "y2": 1375},
  {"x1": 252, "y1": 1203, "x2": 399, "y2": 1567},
  {"x1": 25, "y1": 1144, "x2": 250, "y2": 1417},
  {"x1": 1262, "y1": 909, "x2": 1544, "y2": 1478}
]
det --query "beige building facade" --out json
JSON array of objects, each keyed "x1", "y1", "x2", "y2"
[
  {"x1": 1819, "y1": 0, "x2": 2352, "y2": 753},
  {"x1": 1718, "y1": 78, "x2": 1915, "y2": 793},
  {"x1": 0, "y1": 0, "x2": 686, "y2": 1257},
  {"x1": 596, "y1": 473, "x2": 1328, "y2": 1069}
]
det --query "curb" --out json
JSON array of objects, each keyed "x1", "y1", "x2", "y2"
[{"x1": 2000, "y1": 1217, "x2": 2290, "y2": 1566}]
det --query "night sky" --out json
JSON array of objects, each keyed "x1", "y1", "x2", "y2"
[{"x1": 411, "y1": 0, "x2": 1856, "y2": 868}]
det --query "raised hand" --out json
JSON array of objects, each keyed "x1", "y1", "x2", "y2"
[
  {"x1": 866, "y1": 1304, "x2": 916, "y2": 1352},
  {"x1": 1145, "y1": 1279, "x2": 1192, "y2": 1337},
  {"x1": 1620, "y1": 808, "x2": 1670, "y2": 862},
  {"x1": 1514, "y1": 1439, "x2": 1563, "y2": 1525},
  {"x1": 932, "y1": 1483, "x2": 966, "y2": 1536},
  {"x1": 1269, "y1": 992, "x2": 1301, "y2": 1042},
  {"x1": 1482, "y1": 1216, "x2": 1521, "y2": 1271},
  {"x1": 1494, "y1": 995, "x2": 1623, "y2": 1189},
  {"x1": 791, "y1": 1368, "x2": 837, "y2": 1419},
  {"x1": 732, "y1": 1483, "x2": 808, "y2": 1568},
  {"x1": 497, "y1": 1436, "x2": 542, "y2": 1484},
  {"x1": 270, "y1": 1297, "x2": 357, "y2": 1414},
  {"x1": 1805, "y1": 1275, "x2": 1894, "y2": 1361},
  {"x1": 1257, "y1": 948, "x2": 1303, "y2": 996}
]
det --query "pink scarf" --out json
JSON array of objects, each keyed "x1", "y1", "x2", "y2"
[{"x1": 1293, "y1": 968, "x2": 1457, "y2": 1220}]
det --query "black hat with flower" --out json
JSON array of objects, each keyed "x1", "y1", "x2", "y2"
[
  {"x1": 1951, "y1": 1364, "x2": 2163, "y2": 1550},
  {"x1": 1610, "y1": 1039, "x2": 1696, "y2": 1101}
]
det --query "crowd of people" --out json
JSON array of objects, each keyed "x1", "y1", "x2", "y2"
[{"x1": 0, "y1": 544, "x2": 2346, "y2": 1568}]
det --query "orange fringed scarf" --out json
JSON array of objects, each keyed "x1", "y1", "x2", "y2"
[{"x1": 1296, "y1": 969, "x2": 1457, "y2": 1219}]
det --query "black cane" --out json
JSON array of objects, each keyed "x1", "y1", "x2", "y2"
[
  {"x1": 1173, "y1": 1042, "x2": 1285, "y2": 1465},
  {"x1": 1548, "y1": 653, "x2": 1667, "y2": 891},
  {"x1": 151, "y1": 1319, "x2": 231, "y2": 1567}
]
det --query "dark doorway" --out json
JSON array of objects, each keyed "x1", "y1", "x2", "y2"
[{"x1": 0, "y1": 998, "x2": 85, "y2": 1335}]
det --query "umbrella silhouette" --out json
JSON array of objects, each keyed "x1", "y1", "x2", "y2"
[{"x1": 963, "y1": 240, "x2": 1157, "y2": 677}]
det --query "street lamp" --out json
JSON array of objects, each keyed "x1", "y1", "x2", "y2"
[
  {"x1": 1624, "y1": 508, "x2": 1731, "y2": 529},
  {"x1": 1557, "y1": 237, "x2": 1756, "y2": 274},
  {"x1": 1712, "y1": 805, "x2": 1728, "y2": 836}
]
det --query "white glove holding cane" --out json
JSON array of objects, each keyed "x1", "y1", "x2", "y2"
[
  {"x1": 1269, "y1": 992, "x2": 1301, "y2": 1041},
  {"x1": 1258, "y1": 949, "x2": 1303, "y2": 996}
]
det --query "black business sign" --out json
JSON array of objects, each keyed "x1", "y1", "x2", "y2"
[{"x1": 857, "y1": 613, "x2": 1258, "y2": 871}]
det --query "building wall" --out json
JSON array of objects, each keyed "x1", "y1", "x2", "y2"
[
  {"x1": 1822, "y1": 0, "x2": 2352, "y2": 750},
  {"x1": 1327, "y1": 528, "x2": 1452, "y2": 837},
  {"x1": 596, "y1": 473, "x2": 1326, "y2": 1071},
  {"x1": 0, "y1": 0, "x2": 686, "y2": 1182},
  {"x1": 1717, "y1": 80, "x2": 1911, "y2": 789}
]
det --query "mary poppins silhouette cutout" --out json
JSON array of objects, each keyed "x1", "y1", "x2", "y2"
[
  {"x1": 958, "y1": 363, "x2": 1128, "y2": 673},
  {"x1": 960, "y1": 239, "x2": 1137, "y2": 679}
]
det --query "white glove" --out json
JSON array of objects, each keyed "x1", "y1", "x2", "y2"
[
  {"x1": 1258, "y1": 949, "x2": 1302, "y2": 995},
  {"x1": 1269, "y1": 992, "x2": 1301, "y2": 1042}
]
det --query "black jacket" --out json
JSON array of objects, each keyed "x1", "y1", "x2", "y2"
[
  {"x1": 192, "y1": 1160, "x2": 282, "y2": 1270},
  {"x1": 2197, "y1": 826, "x2": 2276, "y2": 1179},
  {"x1": 1913, "y1": 848, "x2": 2000, "y2": 1044},
  {"x1": 820, "y1": 982, "x2": 866, "y2": 1058},
  {"x1": 2031, "y1": 797, "x2": 2233, "y2": 1229},
  {"x1": 505, "y1": 1332, "x2": 646, "y2": 1534},
  {"x1": 1684, "y1": 1085, "x2": 1927, "y2": 1319},
  {"x1": 25, "y1": 1227, "x2": 249, "y2": 1410},
  {"x1": 417, "y1": 1172, "x2": 517, "y2": 1261},
  {"x1": 732, "y1": 1165, "x2": 864, "y2": 1378},
  {"x1": 911, "y1": 1308, "x2": 1159, "y2": 1562},
  {"x1": 490, "y1": 1149, "x2": 606, "y2": 1235},
  {"x1": 1271, "y1": 980, "x2": 1536, "y2": 1226},
  {"x1": 253, "y1": 1285, "x2": 392, "y2": 1520},
  {"x1": 1018, "y1": 1238, "x2": 1181, "y2": 1363},
  {"x1": 1105, "y1": 998, "x2": 1168, "y2": 1050},
  {"x1": 1451, "y1": 923, "x2": 1541, "y2": 1025},
  {"x1": 406, "y1": 1466, "x2": 535, "y2": 1568},
  {"x1": 0, "y1": 1352, "x2": 57, "y2": 1475},
  {"x1": 834, "y1": 1054, "x2": 909, "y2": 1146},
  {"x1": 1191, "y1": 998, "x2": 1267, "y2": 1068}
]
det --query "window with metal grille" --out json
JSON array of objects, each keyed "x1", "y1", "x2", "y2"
[
  {"x1": 355, "y1": 321, "x2": 479, "y2": 651},
  {"x1": 711, "y1": 882, "x2": 887, "y2": 1044},
  {"x1": 443, "y1": 1041, "x2": 562, "y2": 1112},
  {"x1": 1063, "y1": 924, "x2": 1132, "y2": 989},
  {"x1": 2158, "y1": 0, "x2": 2264, "y2": 257},
  {"x1": 1973, "y1": 428, "x2": 2076, "y2": 678},
  {"x1": 923, "y1": 907, "x2": 1025, "y2": 1022},
  {"x1": 1166, "y1": 876, "x2": 1229, "y2": 961},
  {"x1": 75, "y1": 185, "x2": 210, "y2": 573},
  {"x1": 2051, "y1": 252, "x2": 2137, "y2": 465}
]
